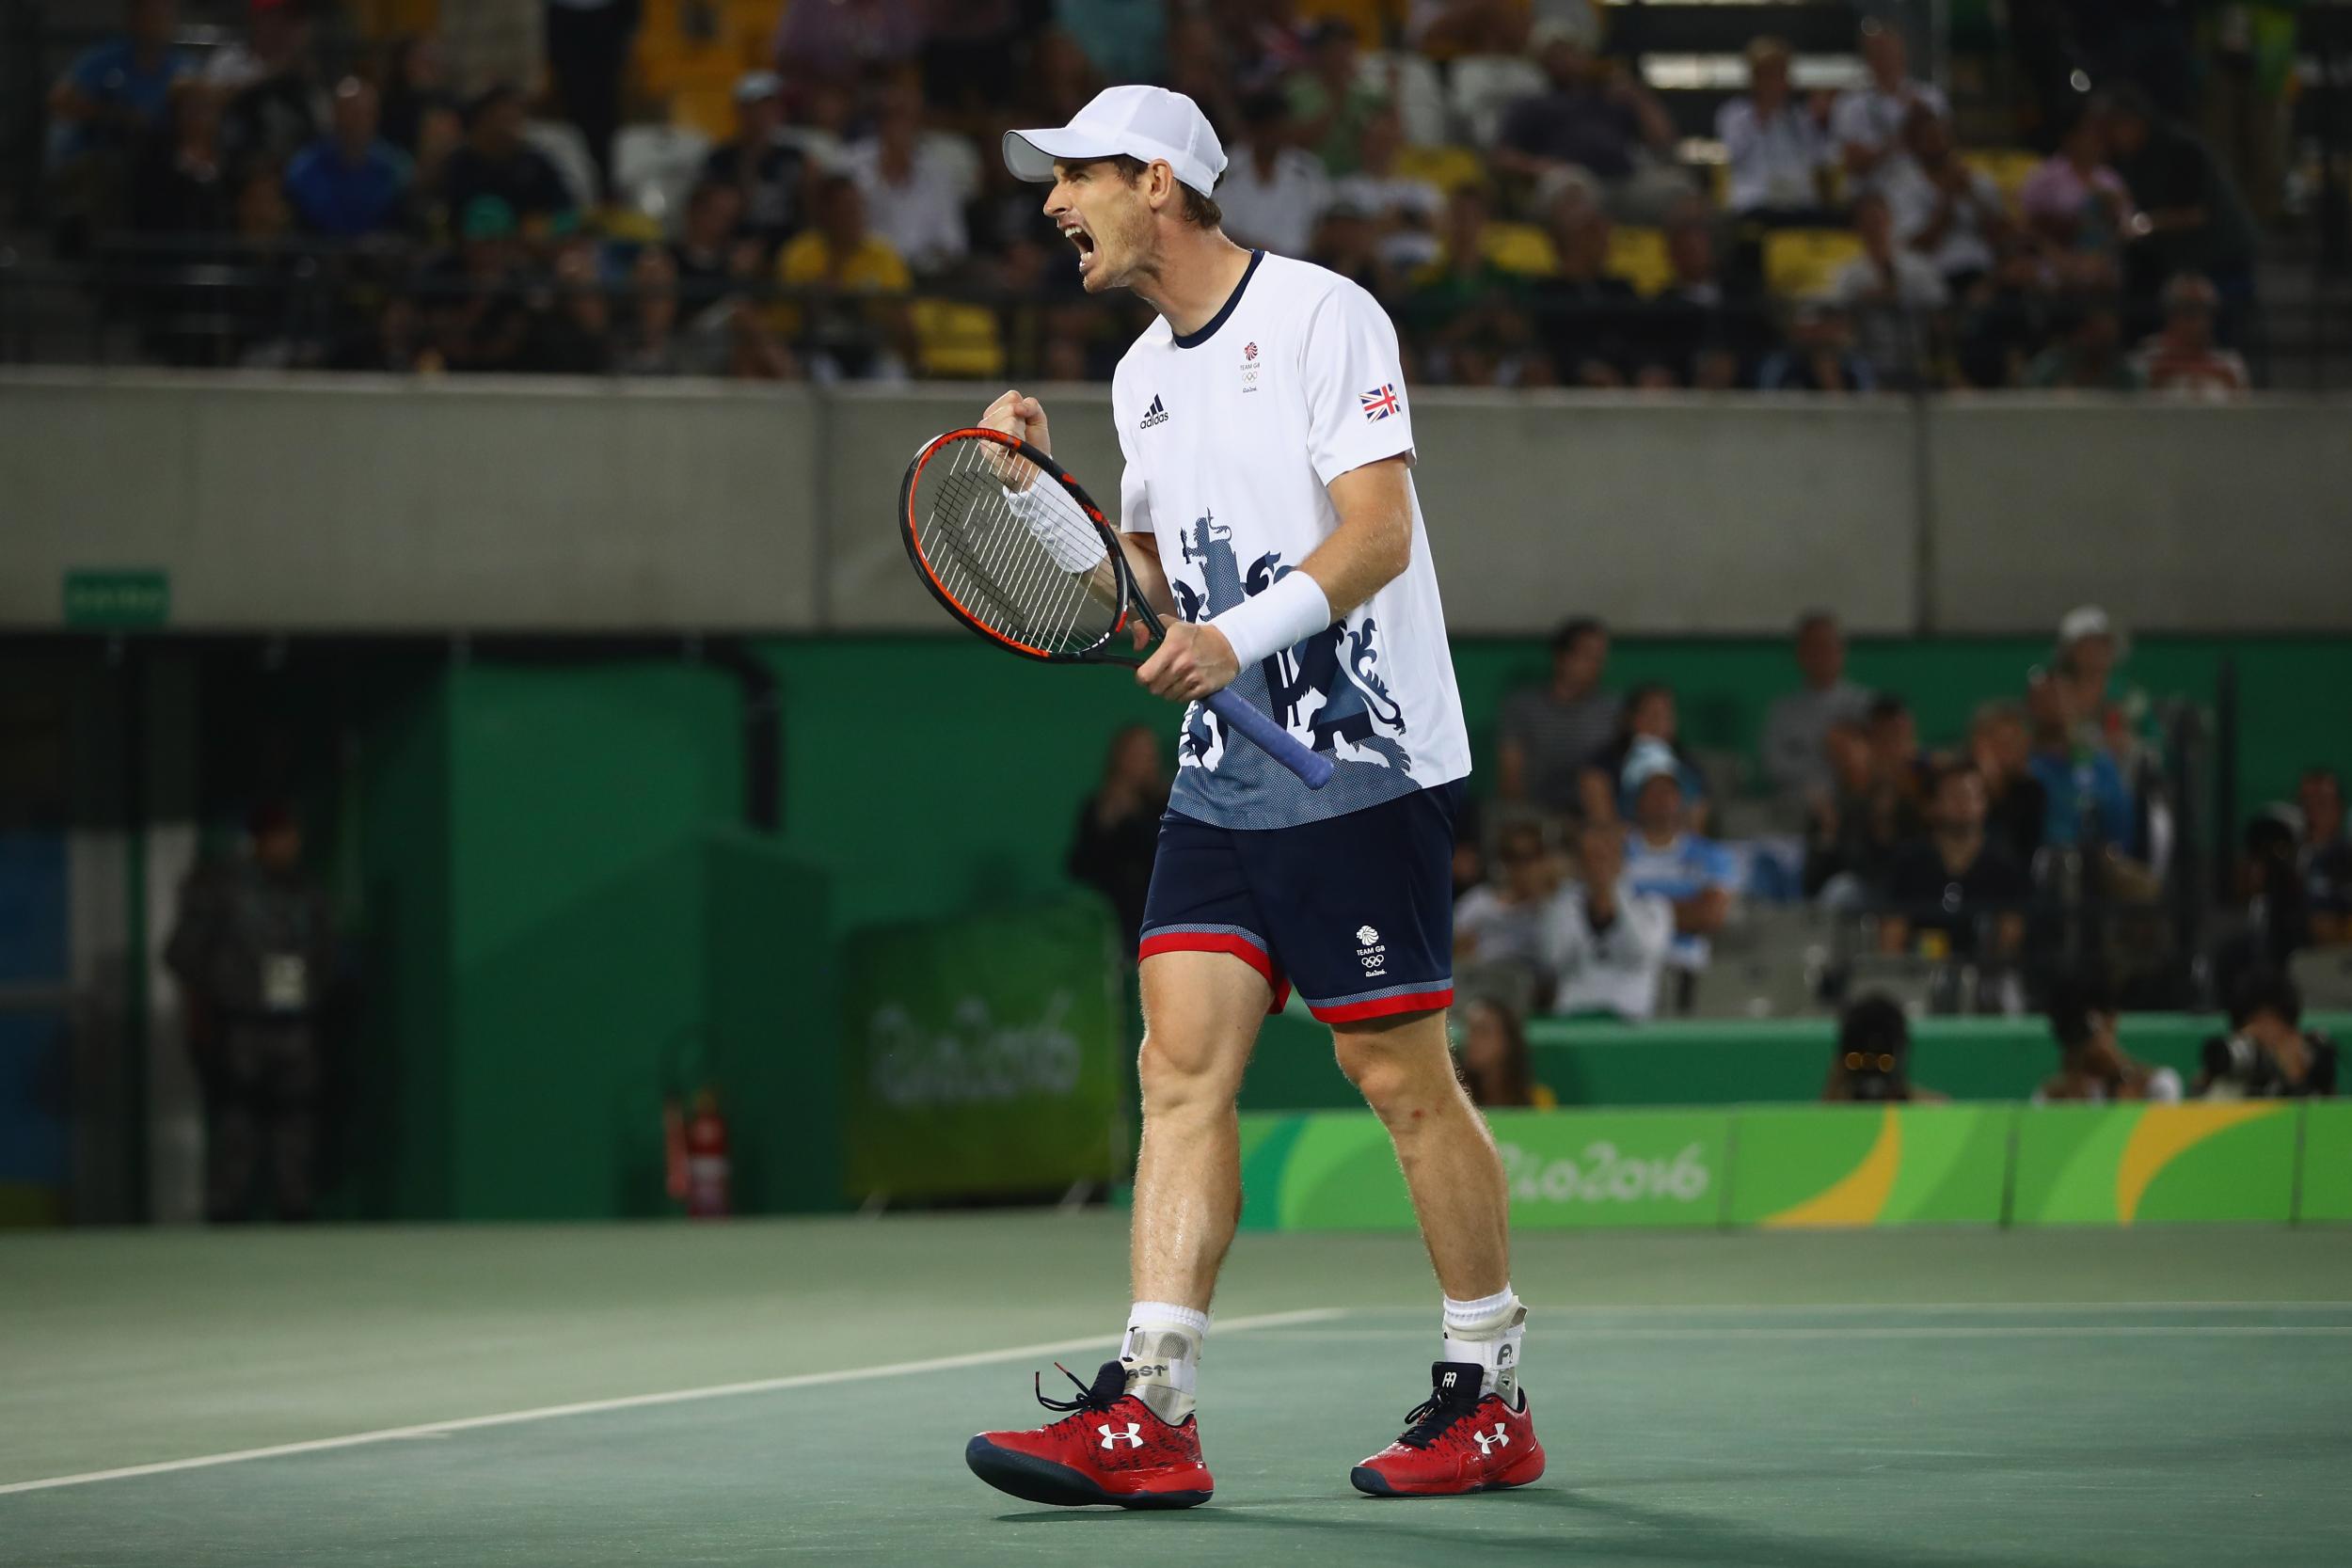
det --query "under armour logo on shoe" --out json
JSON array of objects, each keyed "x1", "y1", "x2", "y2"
[
  {"x1": 1099, "y1": 1422, "x2": 1144, "y2": 1449},
  {"x1": 1472, "y1": 1425, "x2": 1509, "y2": 1455}
]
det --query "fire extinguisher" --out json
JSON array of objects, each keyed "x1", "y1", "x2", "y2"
[{"x1": 682, "y1": 1087, "x2": 732, "y2": 1219}]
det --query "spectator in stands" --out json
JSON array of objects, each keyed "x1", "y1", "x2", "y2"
[
  {"x1": 611, "y1": 245, "x2": 702, "y2": 375},
  {"x1": 1831, "y1": 18, "x2": 1948, "y2": 199},
  {"x1": 1529, "y1": 189, "x2": 1636, "y2": 384},
  {"x1": 670, "y1": 178, "x2": 758, "y2": 299},
  {"x1": 1455, "y1": 819, "x2": 1558, "y2": 980},
  {"x1": 378, "y1": 34, "x2": 453, "y2": 159},
  {"x1": 1410, "y1": 182, "x2": 1524, "y2": 330},
  {"x1": 2197, "y1": 971, "x2": 2339, "y2": 1099},
  {"x1": 1541, "y1": 819, "x2": 1674, "y2": 1022},
  {"x1": 2036, "y1": 975, "x2": 2183, "y2": 1103},
  {"x1": 2026, "y1": 669, "x2": 2137, "y2": 855},
  {"x1": 921, "y1": 0, "x2": 1024, "y2": 119},
  {"x1": 2020, "y1": 102, "x2": 2134, "y2": 291},
  {"x1": 1308, "y1": 198, "x2": 1404, "y2": 304},
  {"x1": 421, "y1": 195, "x2": 534, "y2": 371},
  {"x1": 1822, "y1": 993, "x2": 1936, "y2": 1102},
  {"x1": 1866, "y1": 694, "x2": 1930, "y2": 816},
  {"x1": 846, "y1": 83, "x2": 970, "y2": 278},
  {"x1": 1953, "y1": 238, "x2": 2052, "y2": 389},
  {"x1": 1762, "y1": 611, "x2": 1873, "y2": 806},
  {"x1": 2026, "y1": 299, "x2": 2145, "y2": 390},
  {"x1": 1969, "y1": 700, "x2": 2048, "y2": 866},
  {"x1": 2133, "y1": 272, "x2": 2250, "y2": 400},
  {"x1": 47, "y1": 0, "x2": 192, "y2": 168},
  {"x1": 2097, "y1": 85, "x2": 2260, "y2": 309},
  {"x1": 213, "y1": 0, "x2": 325, "y2": 177},
  {"x1": 1493, "y1": 24, "x2": 1684, "y2": 223},
  {"x1": 1161, "y1": 13, "x2": 1244, "y2": 144},
  {"x1": 1288, "y1": 19, "x2": 1387, "y2": 176},
  {"x1": 1584, "y1": 684, "x2": 1708, "y2": 831},
  {"x1": 1757, "y1": 301, "x2": 1875, "y2": 393},
  {"x1": 773, "y1": 0, "x2": 928, "y2": 87},
  {"x1": 1067, "y1": 723, "x2": 1167, "y2": 951},
  {"x1": 1331, "y1": 106, "x2": 1444, "y2": 274},
  {"x1": 444, "y1": 84, "x2": 574, "y2": 237},
  {"x1": 541, "y1": 0, "x2": 635, "y2": 201},
  {"x1": 1833, "y1": 191, "x2": 1945, "y2": 387},
  {"x1": 524, "y1": 238, "x2": 615, "y2": 374},
  {"x1": 1621, "y1": 741, "x2": 1738, "y2": 1005},
  {"x1": 2052, "y1": 605, "x2": 2153, "y2": 776},
  {"x1": 131, "y1": 80, "x2": 231, "y2": 235},
  {"x1": 1883, "y1": 104, "x2": 2010, "y2": 292},
  {"x1": 2299, "y1": 769, "x2": 2352, "y2": 948},
  {"x1": 1216, "y1": 91, "x2": 1330, "y2": 260},
  {"x1": 284, "y1": 79, "x2": 409, "y2": 239},
  {"x1": 1642, "y1": 206, "x2": 1762, "y2": 386},
  {"x1": 1880, "y1": 761, "x2": 2031, "y2": 961},
  {"x1": 1497, "y1": 617, "x2": 1616, "y2": 817},
  {"x1": 1057, "y1": 0, "x2": 1165, "y2": 86},
  {"x1": 772, "y1": 175, "x2": 914, "y2": 380},
  {"x1": 705, "y1": 74, "x2": 810, "y2": 254},
  {"x1": 1454, "y1": 999, "x2": 1556, "y2": 1110},
  {"x1": 1806, "y1": 714, "x2": 1900, "y2": 902},
  {"x1": 1718, "y1": 36, "x2": 1835, "y2": 223}
]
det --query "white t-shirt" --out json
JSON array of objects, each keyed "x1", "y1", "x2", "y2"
[
  {"x1": 1454, "y1": 885, "x2": 1550, "y2": 970},
  {"x1": 1215, "y1": 145, "x2": 1330, "y2": 260},
  {"x1": 1539, "y1": 879, "x2": 1674, "y2": 1021},
  {"x1": 1111, "y1": 250, "x2": 1470, "y2": 831},
  {"x1": 842, "y1": 142, "x2": 969, "y2": 276},
  {"x1": 1830, "y1": 81, "x2": 1949, "y2": 196},
  {"x1": 1717, "y1": 98, "x2": 1831, "y2": 214},
  {"x1": 1880, "y1": 159, "x2": 2006, "y2": 279}
]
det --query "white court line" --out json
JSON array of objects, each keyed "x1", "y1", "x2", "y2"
[
  {"x1": 1249, "y1": 1325, "x2": 2352, "y2": 1341},
  {"x1": 0, "y1": 1307, "x2": 1346, "y2": 1498},
  {"x1": 1328, "y1": 1300, "x2": 2352, "y2": 1318}
]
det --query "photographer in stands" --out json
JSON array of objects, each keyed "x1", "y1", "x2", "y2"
[
  {"x1": 2035, "y1": 975, "x2": 2183, "y2": 1103},
  {"x1": 2197, "y1": 972, "x2": 2339, "y2": 1100},
  {"x1": 1822, "y1": 993, "x2": 1940, "y2": 1102}
]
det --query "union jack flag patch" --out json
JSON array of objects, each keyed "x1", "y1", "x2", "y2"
[{"x1": 1359, "y1": 383, "x2": 1401, "y2": 420}]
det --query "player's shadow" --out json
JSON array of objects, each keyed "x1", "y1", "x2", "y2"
[{"x1": 996, "y1": 1483, "x2": 2090, "y2": 1568}]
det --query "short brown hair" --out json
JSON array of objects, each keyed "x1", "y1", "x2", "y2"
[{"x1": 1104, "y1": 154, "x2": 1223, "y2": 229}]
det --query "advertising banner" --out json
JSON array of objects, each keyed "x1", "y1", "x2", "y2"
[
  {"x1": 2295, "y1": 1102, "x2": 2352, "y2": 1223},
  {"x1": 2010, "y1": 1103, "x2": 2298, "y2": 1226},
  {"x1": 841, "y1": 899, "x2": 1124, "y2": 1200},
  {"x1": 1727, "y1": 1106, "x2": 2012, "y2": 1228}
]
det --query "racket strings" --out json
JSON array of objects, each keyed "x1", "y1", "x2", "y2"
[{"x1": 914, "y1": 438, "x2": 1124, "y2": 657}]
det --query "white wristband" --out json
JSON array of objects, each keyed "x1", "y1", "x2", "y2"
[{"x1": 1208, "y1": 570, "x2": 1332, "y2": 669}]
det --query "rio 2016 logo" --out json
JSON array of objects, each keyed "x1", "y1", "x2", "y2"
[{"x1": 1499, "y1": 1140, "x2": 1711, "y2": 1205}]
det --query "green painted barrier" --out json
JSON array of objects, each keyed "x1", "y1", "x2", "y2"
[
  {"x1": 1238, "y1": 1102, "x2": 2342, "y2": 1231},
  {"x1": 1236, "y1": 1012, "x2": 2352, "y2": 1113},
  {"x1": 842, "y1": 899, "x2": 1125, "y2": 1201},
  {"x1": 2300, "y1": 1104, "x2": 2352, "y2": 1223},
  {"x1": 1727, "y1": 1105, "x2": 2011, "y2": 1228},
  {"x1": 1240, "y1": 1109, "x2": 1725, "y2": 1231}
]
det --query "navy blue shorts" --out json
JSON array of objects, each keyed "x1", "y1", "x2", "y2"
[{"x1": 1137, "y1": 782, "x2": 1462, "y2": 1023}]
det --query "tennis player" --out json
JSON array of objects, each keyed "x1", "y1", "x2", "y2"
[{"x1": 963, "y1": 85, "x2": 1542, "y2": 1507}]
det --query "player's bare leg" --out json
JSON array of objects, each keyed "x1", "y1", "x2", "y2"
[
  {"x1": 1338, "y1": 1007, "x2": 1544, "y2": 1497},
  {"x1": 1332, "y1": 1008, "x2": 1508, "y2": 1299},
  {"x1": 1129, "y1": 948, "x2": 1268, "y2": 1312}
]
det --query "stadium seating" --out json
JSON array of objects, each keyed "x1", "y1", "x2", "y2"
[
  {"x1": 912, "y1": 298, "x2": 1007, "y2": 379},
  {"x1": 1604, "y1": 226, "x2": 1674, "y2": 295},
  {"x1": 1763, "y1": 227, "x2": 1865, "y2": 297}
]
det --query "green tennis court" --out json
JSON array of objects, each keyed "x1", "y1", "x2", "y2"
[{"x1": 7, "y1": 1217, "x2": 2350, "y2": 1566}]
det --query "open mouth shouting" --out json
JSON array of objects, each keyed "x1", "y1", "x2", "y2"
[{"x1": 1060, "y1": 218, "x2": 1099, "y2": 277}]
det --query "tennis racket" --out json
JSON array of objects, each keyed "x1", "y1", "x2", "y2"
[{"x1": 899, "y1": 427, "x2": 1334, "y2": 789}]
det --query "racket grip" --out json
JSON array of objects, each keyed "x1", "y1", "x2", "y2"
[{"x1": 1205, "y1": 690, "x2": 1336, "y2": 789}]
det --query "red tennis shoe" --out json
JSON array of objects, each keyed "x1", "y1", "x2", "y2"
[
  {"x1": 1350, "y1": 1361, "x2": 1546, "y2": 1497},
  {"x1": 966, "y1": 1360, "x2": 1214, "y2": 1510}
]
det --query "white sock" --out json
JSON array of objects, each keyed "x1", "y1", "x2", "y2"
[
  {"x1": 1441, "y1": 1285, "x2": 1526, "y2": 1405},
  {"x1": 1121, "y1": 1301, "x2": 1207, "y2": 1424}
]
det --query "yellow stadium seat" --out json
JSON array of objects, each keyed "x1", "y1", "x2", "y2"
[
  {"x1": 1482, "y1": 221, "x2": 1558, "y2": 277},
  {"x1": 1763, "y1": 228, "x2": 1865, "y2": 298},
  {"x1": 1394, "y1": 145, "x2": 1486, "y2": 195},
  {"x1": 1963, "y1": 148, "x2": 2040, "y2": 204},
  {"x1": 671, "y1": 83, "x2": 738, "y2": 143},
  {"x1": 1604, "y1": 226, "x2": 1672, "y2": 296},
  {"x1": 914, "y1": 299, "x2": 1006, "y2": 380}
]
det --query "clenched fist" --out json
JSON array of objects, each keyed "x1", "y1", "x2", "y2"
[
  {"x1": 1138, "y1": 622, "x2": 1240, "y2": 703},
  {"x1": 980, "y1": 388, "x2": 1052, "y2": 457}
]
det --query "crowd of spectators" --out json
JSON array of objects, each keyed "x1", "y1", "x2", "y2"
[{"x1": 34, "y1": 1, "x2": 2275, "y2": 390}]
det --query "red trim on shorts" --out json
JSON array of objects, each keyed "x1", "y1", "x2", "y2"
[
  {"x1": 1136, "y1": 931, "x2": 1292, "y2": 1014},
  {"x1": 1306, "y1": 987, "x2": 1455, "y2": 1024}
]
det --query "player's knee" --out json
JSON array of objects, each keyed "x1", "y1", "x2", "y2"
[
  {"x1": 1334, "y1": 1035, "x2": 1448, "y2": 1122},
  {"x1": 1137, "y1": 1032, "x2": 1234, "y2": 1117}
]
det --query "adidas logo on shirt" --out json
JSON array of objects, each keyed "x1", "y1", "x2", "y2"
[{"x1": 1139, "y1": 395, "x2": 1169, "y2": 430}]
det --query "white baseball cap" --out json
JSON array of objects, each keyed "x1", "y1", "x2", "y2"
[
  {"x1": 1004, "y1": 85, "x2": 1227, "y2": 199},
  {"x1": 2058, "y1": 604, "x2": 2113, "y2": 645}
]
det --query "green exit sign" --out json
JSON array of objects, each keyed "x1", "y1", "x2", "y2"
[{"x1": 63, "y1": 569, "x2": 171, "y2": 628}]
